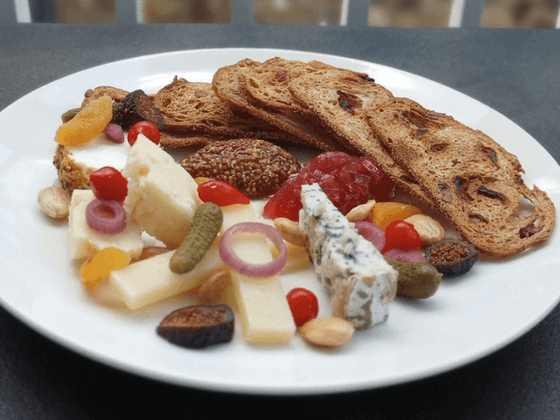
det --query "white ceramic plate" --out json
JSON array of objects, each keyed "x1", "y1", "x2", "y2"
[{"x1": 1, "y1": 48, "x2": 559, "y2": 395}]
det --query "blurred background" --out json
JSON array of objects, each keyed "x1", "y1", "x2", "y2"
[{"x1": 51, "y1": 0, "x2": 559, "y2": 28}]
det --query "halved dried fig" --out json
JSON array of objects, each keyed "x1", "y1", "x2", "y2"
[
  {"x1": 157, "y1": 304, "x2": 234, "y2": 349},
  {"x1": 425, "y1": 239, "x2": 478, "y2": 276},
  {"x1": 114, "y1": 89, "x2": 166, "y2": 130}
]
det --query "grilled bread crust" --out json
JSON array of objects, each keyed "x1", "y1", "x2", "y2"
[
  {"x1": 367, "y1": 97, "x2": 555, "y2": 258},
  {"x1": 242, "y1": 57, "x2": 334, "y2": 113},
  {"x1": 152, "y1": 76, "x2": 300, "y2": 146},
  {"x1": 212, "y1": 59, "x2": 352, "y2": 152}
]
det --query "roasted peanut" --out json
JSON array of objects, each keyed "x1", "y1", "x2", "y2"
[
  {"x1": 300, "y1": 317, "x2": 355, "y2": 348},
  {"x1": 345, "y1": 199, "x2": 376, "y2": 222},
  {"x1": 404, "y1": 214, "x2": 445, "y2": 246},
  {"x1": 274, "y1": 217, "x2": 308, "y2": 247},
  {"x1": 37, "y1": 185, "x2": 71, "y2": 219},
  {"x1": 198, "y1": 269, "x2": 232, "y2": 303}
]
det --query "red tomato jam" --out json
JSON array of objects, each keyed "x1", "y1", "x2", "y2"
[{"x1": 263, "y1": 152, "x2": 393, "y2": 221}]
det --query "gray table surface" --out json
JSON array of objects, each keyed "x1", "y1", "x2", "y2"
[{"x1": 1, "y1": 23, "x2": 560, "y2": 420}]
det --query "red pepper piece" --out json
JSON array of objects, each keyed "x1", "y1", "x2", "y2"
[
  {"x1": 382, "y1": 220, "x2": 422, "y2": 254},
  {"x1": 89, "y1": 166, "x2": 128, "y2": 204},
  {"x1": 128, "y1": 120, "x2": 160, "y2": 146},
  {"x1": 197, "y1": 180, "x2": 250, "y2": 206},
  {"x1": 286, "y1": 288, "x2": 319, "y2": 327}
]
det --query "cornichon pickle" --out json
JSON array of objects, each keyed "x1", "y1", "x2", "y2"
[
  {"x1": 157, "y1": 304, "x2": 234, "y2": 349},
  {"x1": 385, "y1": 257, "x2": 442, "y2": 299},
  {"x1": 169, "y1": 201, "x2": 223, "y2": 274}
]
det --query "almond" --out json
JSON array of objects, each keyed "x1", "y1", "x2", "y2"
[{"x1": 300, "y1": 317, "x2": 354, "y2": 348}]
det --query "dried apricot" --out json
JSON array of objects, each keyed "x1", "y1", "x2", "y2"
[
  {"x1": 371, "y1": 202, "x2": 422, "y2": 230},
  {"x1": 55, "y1": 95, "x2": 113, "y2": 147},
  {"x1": 80, "y1": 247, "x2": 131, "y2": 290}
]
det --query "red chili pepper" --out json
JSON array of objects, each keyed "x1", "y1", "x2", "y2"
[
  {"x1": 127, "y1": 121, "x2": 160, "y2": 146},
  {"x1": 197, "y1": 180, "x2": 250, "y2": 206},
  {"x1": 89, "y1": 166, "x2": 128, "y2": 204},
  {"x1": 286, "y1": 288, "x2": 319, "y2": 327},
  {"x1": 382, "y1": 220, "x2": 422, "y2": 254}
]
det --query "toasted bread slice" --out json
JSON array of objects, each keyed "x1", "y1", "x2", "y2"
[
  {"x1": 242, "y1": 57, "x2": 334, "y2": 112},
  {"x1": 153, "y1": 76, "x2": 299, "y2": 143},
  {"x1": 212, "y1": 59, "x2": 352, "y2": 153},
  {"x1": 288, "y1": 69, "x2": 435, "y2": 204},
  {"x1": 159, "y1": 131, "x2": 225, "y2": 149},
  {"x1": 368, "y1": 97, "x2": 556, "y2": 258}
]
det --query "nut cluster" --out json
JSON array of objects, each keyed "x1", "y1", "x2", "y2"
[{"x1": 180, "y1": 139, "x2": 301, "y2": 198}]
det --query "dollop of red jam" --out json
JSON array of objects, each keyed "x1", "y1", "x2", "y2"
[{"x1": 263, "y1": 152, "x2": 393, "y2": 221}]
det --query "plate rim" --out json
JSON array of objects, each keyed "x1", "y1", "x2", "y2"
[{"x1": 1, "y1": 47, "x2": 559, "y2": 395}]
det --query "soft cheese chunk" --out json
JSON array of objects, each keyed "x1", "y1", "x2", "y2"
[
  {"x1": 123, "y1": 134, "x2": 201, "y2": 249},
  {"x1": 68, "y1": 190, "x2": 143, "y2": 259},
  {"x1": 299, "y1": 183, "x2": 398, "y2": 330}
]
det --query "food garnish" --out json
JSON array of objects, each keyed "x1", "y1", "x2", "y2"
[
  {"x1": 103, "y1": 123, "x2": 125, "y2": 144},
  {"x1": 425, "y1": 239, "x2": 479, "y2": 276},
  {"x1": 114, "y1": 89, "x2": 166, "y2": 131},
  {"x1": 371, "y1": 202, "x2": 422, "y2": 230},
  {"x1": 157, "y1": 304, "x2": 235, "y2": 349},
  {"x1": 382, "y1": 220, "x2": 423, "y2": 254},
  {"x1": 89, "y1": 166, "x2": 128, "y2": 204},
  {"x1": 80, "y1": 247, "x2": 131, "y2": 290},
  {"x1": 169, "y1": 201, "x2": 223, "y2": 274},
  {"x1": 404, "y1": 214, "x2": 445, "y2": 246},
  {"x1": 37, "y1": 185, "x2": 70, "y2": 219},
  {"x1": 385, "y1": 258, "x2": 442, "y2": 299},
  {"x1": 263, "y1": 151, "x2": 393, "y2": 221},
  {"x1": 180, "y1": 139, "x2": 301, "y2": 198},
  {"x1": 286, "y1": 288, "x2": 319, "y2": 327},
  {"x1": 85, "y1": 198, "x2": 127, "y2": 234},
  {"x1": 300, "y1": 317, "x2": 355, "y2": 348},
  {"x1": 55, "y1": 95, "x2": 112, "y2": 146},
  {"x1": 219, "y1": 222, "x2": 287, "y2": 277},
  {"x1": 197, "y1": 180, "x2": 250, "y2": 206},
  {"x1": 353, "y1": 220, "x2": 386, "y2": 252},
  {"x1": 127, "y1": 120, "x2": 161, "y2": 146}
]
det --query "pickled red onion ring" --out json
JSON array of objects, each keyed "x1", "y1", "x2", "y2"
[
  {"x1": 219, "y1": 222, "x2": 287, "y2": 277},
  {"x1": 86, "y1": 198, "x2": 127, "y2": 234},
  {"x1": 354, "y1": 220, "x2": 385, "y2": 252}
]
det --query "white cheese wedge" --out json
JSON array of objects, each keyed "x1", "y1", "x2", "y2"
[
  {"x1": 109, "y1": 242, "x2": 225, "y2": 310},
  {"x1": 221, "y1": 204, "x2": 295, "y2": 344},
  {"x1": 228, "y1": 232, "x2": 297, "y2": 345},
  {"x1": 67, "y1": 190, "x2": 143, "y2": 259},
  {"x1": 299, "y1": 183, "x2": 398, "y2": 330},
  {"x1": 122, "y1": 134, "x2": 201, "y2": 249},
  {"x1": 109, "y1": 202, "x2": 296, "y2": 344}
]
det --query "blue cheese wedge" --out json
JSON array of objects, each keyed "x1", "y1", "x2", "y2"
[{"x1": 299, "y1": 183, "x2": 398, "y2": 330}]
